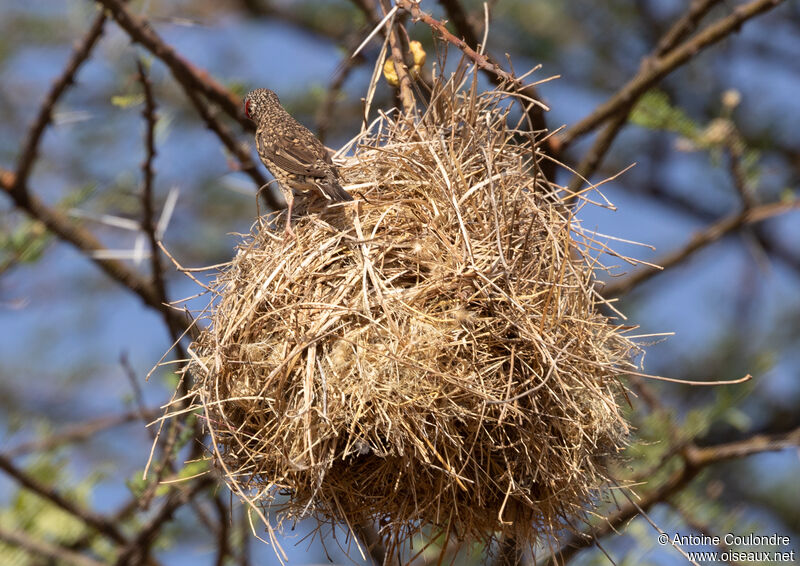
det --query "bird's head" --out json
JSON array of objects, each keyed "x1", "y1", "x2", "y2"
[{"x1": 243, "y1": 88, "x2": 281, "y2": 123}]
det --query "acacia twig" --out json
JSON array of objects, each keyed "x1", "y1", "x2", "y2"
[
  {"x1": 0, "y1": 453, "x2": 127, "y2": 545},
  {"x1": 95, "y1": 0, "x2": 245, "y2": 127},
  {"x1": 435, "y1": 0, "x2": 557, "y2": 183},
  {"x1": 136, "y1": 59, "x2": 170, "y2": 316},
  {"x1": 397, "y1": 0, "x2": 529, "y2": 96},
  {"x1": 381, "y1": 0, "x2": 416, "y2": 113},
  {"x1": 132, "y1": 64, "x2": 211, "y2": 524},
  {"x1": 114, "y1": 477, "x2": 213, "y2": 566},
  {"x1": 0, "y1": 169, "x2": 199, "y2": 340},
  {"x1": 614, "y1": 165, "x2": 800, "y2": 279},
  {"x1": 0, "y1": 526, "x2": 106, "y2": 566},
  {"x1": 654, "y1": 0, "x2": 724, "y2": 57},
  {"x1": 96, "y1": 0, "x2": 279, "y2": 206},
  {"x1": 602, "y1": 199, "x2": 800, "y2": 297},
  {"x1": 564, "y1": 0, "x2": 723, "y2": 198},
  {"x1": 437, "y1": 0, "x2": 480, "y2": 48},
  {"x1": 543, "y1": 426, "x2": 800, "y2": 565},
  {"x1": 560, "y1": 0, "x2": 785, "y2": 148},
  {"x1": 13, "y1": 11, "x2": 106, "y2": 200}
]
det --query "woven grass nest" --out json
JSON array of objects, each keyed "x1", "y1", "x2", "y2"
[{"x1": 180, "y1": 67, "x2": 640, "y2": 556}]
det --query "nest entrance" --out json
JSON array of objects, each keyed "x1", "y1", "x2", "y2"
[{"x1": 178, "y1": 68, "x2": 639, "y2": 558}]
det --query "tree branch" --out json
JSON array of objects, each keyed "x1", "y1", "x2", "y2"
[
  {"x1": 437, "y1": 0, "x2": 480, "y2": 48},
  {"x1": 0, "y1": 526, "x2": 106, "y2": 566},
  {"x1": 380, "y1": 0, "x2": 416, "y2": 113},
  {"x1": 654, "y1": 0, "x2": 724, "y2": 57},
  {"x1": 564, "y1": 0, "x2": 723, "y2": 199},
  {"x1": 544, "y1": 426, "x2": 800, "y2": 565},
  {"x1": 95, "y1": 0, "x2": 282, "y2": 207},
  {"x1": 601, "y1": 199, "x2": 800, "y2": 297},
  {"x1": 0, "y1": 453, "x2": 127, "y2": 545},
  {"x1": 606, "y1": 169, "x2": 800, "y2": 280},
  {"x1": 114, "y1": 477, "x2": 213, "y2": 565},
  {"x1": 561, "y1": 0, "x2": 785, "y2": 148},
  {"x1": 94, "y1": 0, "x2": 245, "y2": 128},
  {"x1": 136, "y1": 59, "x2": 170, "y2": 318},
  {"x1": 397, "y1": 0, "x2": 527, "y2": 94},
  {"x1": 180, "y1": 82, "x2": 281, "y2": 209},
  {"x1": 13, "y1": 11, "x2": 107, "y2": 201},
  {"x1": 692, "y1": 426, "x2": 800, "y2": 462},
  {"x1": 0, "y1": 169, "x2": 199, "y2": 340}
]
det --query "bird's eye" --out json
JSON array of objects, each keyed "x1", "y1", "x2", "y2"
[{"x1": 244, "y1": 99, "x2": 251, "y2": 118}]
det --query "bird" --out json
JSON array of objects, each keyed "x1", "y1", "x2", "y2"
[{"x1": 243, "y1": 88, "x2": 353, "y2": 237}]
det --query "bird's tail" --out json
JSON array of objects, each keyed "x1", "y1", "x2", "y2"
[{"x1": 322, "y1": 177, "x2": 354, "y2": 202}]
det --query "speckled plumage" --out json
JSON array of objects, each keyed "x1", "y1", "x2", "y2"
[{"x1": 244, "y1": 88, "x2": 353, "y2": 235}]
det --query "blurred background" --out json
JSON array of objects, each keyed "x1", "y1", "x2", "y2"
[{"x1": 1, "y1": 1, "x2": 798, "y2": 565}]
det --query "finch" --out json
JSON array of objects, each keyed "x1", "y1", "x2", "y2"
[{"x1": 244, "y1": 88, "x2": 353, "y2": 236}]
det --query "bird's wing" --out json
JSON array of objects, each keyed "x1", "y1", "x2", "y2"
[{"x1": 259, "y1": 131, "x2": 328, "y2": 178}]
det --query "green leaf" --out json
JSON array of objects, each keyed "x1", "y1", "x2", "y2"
[
  {"x1": 630, "y1": 89, "x2": 698, "y2": 138},
  {"x1": 127, "y1": 468, "x2": 170, "y2": 499},
  {"x1": 176, "y1": 459, "x2": 210, "y2": 480},
  {"x1": 2, "y1": 219, "x2": 51, "y2": 264}
]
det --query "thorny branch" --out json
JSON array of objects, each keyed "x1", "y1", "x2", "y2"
[
  {"x1": 561, "y1": 0, "x2": 786, "y2": 148},
  {"x1": 136, "y1": 59, "x2": 170, "y2": 322},
  {"x1": 654, "y1": 0, "x2": 725, "y2": 56},
  {"x1": 543, "y1": 426, "x2": 800, "y2": 565},
  {"x1": 381, "y1": 0, "x2": 416, "y2": 113},
  {"x1": 12, "y1": 11, "x2": 107, "y2": 200},
  {"x1": 131, "y1": 64, "x2": 213, "y2": 536},
  {"x1": 97, "y1": 0, "x2": 281, "y2": 208},
  {"x1": 95, "y1": 0, "x2": 245, "y2": 128},
  {"x1": 601, "y1": 199, "x2": 800, "y2": 297},
  {"x1": 397, "y1": 0, "x2": 531, "y2": 98},
  {"x1": 0, "y1": 453, "x2": 128, "y2": 545},
  {"x1": 0, "y1": 1, "x2": 797, "y2": 565},
  {"x1": 564, "y1": 0, "x2": 724, "y2": 198},
  {"x1": 397, "y1": 0, "x2": 558, "y2": 171}
]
